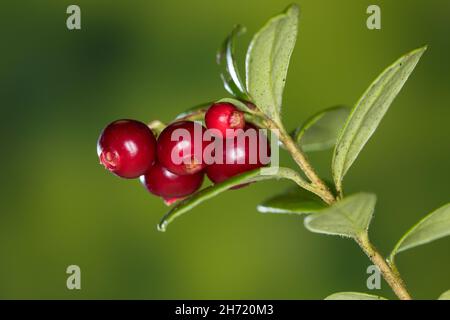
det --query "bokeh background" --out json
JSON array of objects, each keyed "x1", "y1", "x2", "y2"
[{"x1": 1, "y1": 0, "x2": 449, "y2": 299}]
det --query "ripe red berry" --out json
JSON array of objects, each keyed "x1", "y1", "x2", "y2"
[
  {"x1": 206, "y1": 124, "x2": 270, "y2": 186},
  {"x1": 140, "y1": 162, "x2": 204, "y2": 201},
  {"x1": 97, "y1": 119, "x2": 157, "y2": 178},
  {"x1": 157, "y1": 121, "x2": 208, "y2": 175},
  {"x1": 205, "y1": 102, "x2": 245, "y2": 138}
]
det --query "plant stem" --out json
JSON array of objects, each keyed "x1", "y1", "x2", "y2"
[
  {"x1": 263, "y1": 115, "x2": 412, "y2": 299},
  {"x1": 357, "y1": 233, "x2": 412, "y2": 300},
  {"x1": 264, "y1": 118, "x2": 336, "y2": 205}
]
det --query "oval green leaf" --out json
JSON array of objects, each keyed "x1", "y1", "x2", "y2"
[
  {"x1": 217, "y1": 25, "x2": 248, "y2": 100},
  {"x1": 257, "y1": 186, "x2": 325, "y2": 214},
  {"x1": 294, "y1": 106, "x2": 350, "y2": 152},
  {"x1": 245, "y1": 4, "x2": 299, "y2": 124},
  {"x1": 174, "y1": 102, "x2": 212, "y2": 121},
  {"x1": 389, "y1": 203, "x2": 450, "y2": 263},
  {"x1": 325, "y1": 292, "x2": 387, "y2": 300},
  {"x1": 215, "y1": 97, "x2": 256, "y2": 114},
  {"x1": 438, "y1": 290, "x2": 450, "y2": 300},
  {"x1": 158, "y1": 167, "x2": 309, "y2": 232},
  {"x1": 332, "y1": 46, "x2": 427, "y2": 193},
  {"x1": 304, "y1": 193, "x2": 376, "y2": 239}
]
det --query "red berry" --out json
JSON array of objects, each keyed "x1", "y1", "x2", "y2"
[
  {"x1": 206, "y1": 124, "x2": 270, "y2": 186},
  {"x1": 157, "y1": 121, "x2": 208, "y2": 175},
  {"x1": 205, "y1": 102, "x2": 245, "y2": 138},
  {"x1": 97, "y1": 119, "x2": 157, "y2": 178},
  {"x1": 140, "y1": 162, "x2": 204, "y2": 200}
]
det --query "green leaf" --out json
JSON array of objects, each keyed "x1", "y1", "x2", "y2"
[
  {"x1": 257, "y1": 186, "x2": 325, "y2": 214},
  {"x1": 215, "y1": 97, "x2": 256, "y2": 114},
  {"x1": 174, "y1": 102, "x2": 212, "y2": 121},
  {"x1": 438, "y1": 290, "x2": 450, "y2": 300},
  {"x1": 157, "y1": 167, "x2": 308, "y2": 232},
  {"x1": 293, "y1": 106, "x2": 350, "y2": 152},
  {"x1": 304, "y1": 193, "x2": 376, "y2": 238},
  {"x1": 325, "y1": 292, "x2": 387, "y2": 300},
  {"x1": 389, "y1": 203, "x2": 450, "y2": 263},
  {"x1": 245, "y1": 4, "x2": 299, "y2": 124},
  {"x1": 217, "y1": 25, "x2": 248, "y2": 100},
  {"x1": 332, "y1": 46, "x2": 427, "y2": 192}
]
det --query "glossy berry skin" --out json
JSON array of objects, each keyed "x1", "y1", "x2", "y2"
[
  {"x1": 97, "y1": 119, "x2": 156, "y2": 179},
  {"x1": 140, "y1": 162, "x2": 204, "y2": 200},
  {"x1": 157, "y1": 121, "x2": 208, "y2": 175},
  {"x1": 205, "y1": 102, "x2": 245, "y2": 138},
  {"x1": 206, "y1": 124, "x2": 270, "y2": 186}
]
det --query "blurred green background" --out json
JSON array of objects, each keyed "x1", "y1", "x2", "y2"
[{"x1": 0, "y1": 0, "x2": 449, "y2": 299}]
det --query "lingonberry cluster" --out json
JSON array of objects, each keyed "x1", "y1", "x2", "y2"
[{"x1": 97, "y1": 102, "x2": 270, "y2": 203}]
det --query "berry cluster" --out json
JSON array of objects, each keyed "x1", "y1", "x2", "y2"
[{"x1": 97, "y1": 102, "x2": 270, "y2": 203}]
